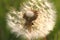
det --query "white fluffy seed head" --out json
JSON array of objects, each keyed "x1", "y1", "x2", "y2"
[{"x1": 6, "y1": 0, "x2": 56, "y2": 40}]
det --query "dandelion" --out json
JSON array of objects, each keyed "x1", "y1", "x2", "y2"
[{"x1": 6, "y1": 0, "x2": 56, "y2": 40}]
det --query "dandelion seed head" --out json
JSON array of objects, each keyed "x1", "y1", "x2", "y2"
[{"x1": 6, "y1": 0, "x2": 56, "y2": 40}]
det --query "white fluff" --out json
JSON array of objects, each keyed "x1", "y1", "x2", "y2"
[{"x1": 6, "y1": 0, "x2": 56, "y2": 40}]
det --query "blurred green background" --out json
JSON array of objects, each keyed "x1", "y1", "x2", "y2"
[{"x1": 0, "y1": 0, "x2": 60, "y2": 40}]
